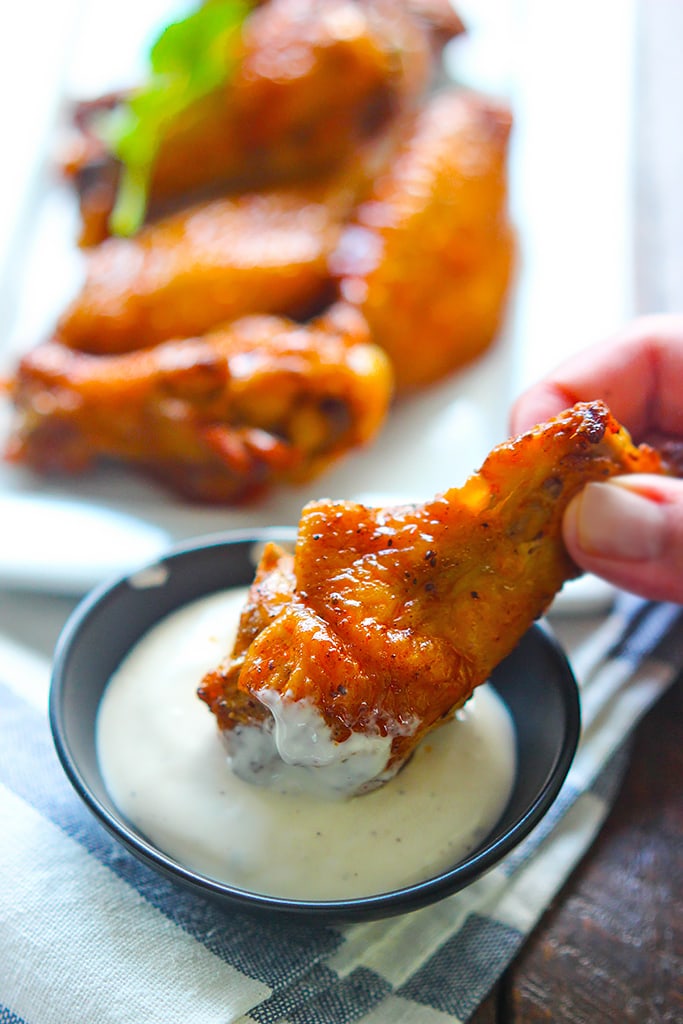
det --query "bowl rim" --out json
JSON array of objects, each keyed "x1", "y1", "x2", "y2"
[{"x1": 49, "y1": 528, "x2": 581, "y2": 920}]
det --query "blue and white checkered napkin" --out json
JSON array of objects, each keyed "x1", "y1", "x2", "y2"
[{"x1": 1, "y1": 591, "x2": 681, "y2": 1024}]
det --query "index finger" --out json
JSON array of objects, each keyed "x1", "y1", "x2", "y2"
[{"x1": 510, "y1": 314, "x2": 683, "y2": 440}]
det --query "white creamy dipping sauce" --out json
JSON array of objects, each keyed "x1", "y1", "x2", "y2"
[{"x1": 96, "y1": 587, "x2": 517, "y2": 901}]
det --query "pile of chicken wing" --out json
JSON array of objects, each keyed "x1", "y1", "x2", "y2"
[{"x1": 4, "y1": 0, "x2": 515, "y2": 503}]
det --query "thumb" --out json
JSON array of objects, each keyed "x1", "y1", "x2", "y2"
[{"x1": 563, "y1": 475, "x2": 683, "y2": 604}]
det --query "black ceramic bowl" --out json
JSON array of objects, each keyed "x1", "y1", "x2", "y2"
[{"x1": 49, "y1": 529, "x2": 580, "y2": 922}]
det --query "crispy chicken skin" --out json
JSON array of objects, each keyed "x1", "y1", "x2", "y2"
[
  {"x1": 65, "y1": 0, "x2": 441, "y2": 244},
  {"x1": 57, "y1": 180, "x2": 357, "y2": 355},
  {"x1": 199, "y1": 402, "x2": 669, "y2": 785},
  {"x1": 331, "y1": 89, "x2": 515, "y2": 391},
  {"x1": 5, "y1": 304, "x2": 392, "y2": 503}
]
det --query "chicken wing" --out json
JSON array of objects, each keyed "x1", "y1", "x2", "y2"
[
  {"x1": 65, "y1": 0, "x2": 442, "y2": 244},
  {"x1": 199, "y1": 401, "x2": 669, "y2": 792},
  {"x1": 57, "y1": 179, "x2": 358, "y2": 355},
  {"x1": 331, "y1": 89, "x2": 515, "y2": 391},
  {"x1": 5, "y1": 304, "x2": 392, "y2": 503}
]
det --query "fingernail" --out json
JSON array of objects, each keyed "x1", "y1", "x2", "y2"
[{"x1": 566, "y1": 480, "x2": 666, "y2": 561}]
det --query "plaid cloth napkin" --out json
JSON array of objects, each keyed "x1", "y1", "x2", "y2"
[{"x1": 1, "y1": 589, "x2": 681, "y2": 1024}]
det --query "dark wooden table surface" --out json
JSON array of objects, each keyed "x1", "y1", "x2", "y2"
[
  {"x1": 471, "y1": 676, "x2": 682, "y2": 1023},
  {"x1": 472, "y1": 5, "x2": 683, "y2": 1020}
]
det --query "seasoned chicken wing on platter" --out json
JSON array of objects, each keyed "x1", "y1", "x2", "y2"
[
  {"x1": 5, "y1": 304, "x2": 391, "y2": 504},
  {"x1": 57, "y1": 178, "x2": 357, "y2": 355},
  {"x1": 331, "y1": 88, "x2": 515, "y2": 391},
  {"x1": 199, "y1": 401, "x2": 673, "y2": 795}
]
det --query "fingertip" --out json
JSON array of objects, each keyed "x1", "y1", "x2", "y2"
[
  {"x1": 509, "y1": 383, "x2": 574, "y2": 436},
  {"x1": 563, "y1": 481, "x2": 665, "y2": 562},
  {"x1": 561, "y1": 491, "x2": 581, "y2": 557},
  {"x1": 561, "y1": 477, "x2": 683, "y2": 604}
]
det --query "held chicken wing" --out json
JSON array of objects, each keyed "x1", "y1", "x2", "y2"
[
  {"x1": 330, "y1": 89, "x2": 515, "y2": 391},
  {"x1": 65, "y1": 0, "x2": 442, "y2": 244},
  {"x1": 57, "y1": 180, "x2": 357, "y2": 355},
  {"x1": 199, "y1": 401, "x2": 670, "y2": 792},
  {"x1": 5, "y1": 304, "x2": 392, "y2": 503}
]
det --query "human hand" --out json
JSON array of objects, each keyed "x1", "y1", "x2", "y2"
[{"x1": 510, "y1": 314, "x2": 683, "y2": 603}]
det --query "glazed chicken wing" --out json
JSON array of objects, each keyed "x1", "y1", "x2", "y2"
[
  {"x1": 199, "y1": 401, "x2": 669, "y2": 792},
  {"x1": 330, "y1": 89, "x2": 515, "y2": 391},
  {"x1": 65, "y1": 0, "x2": 443, "y2": 244},
  {"x1": 57, "y1": 180, "x2": 357, "y2": 355},
  {"x1": 5, "y1": 304, "x2": 391, "y2": 503}
]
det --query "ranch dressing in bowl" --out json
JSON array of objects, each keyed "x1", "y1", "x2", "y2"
[{"x1": 96, "y1": 587, "x2": 516, "y2": 901}]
